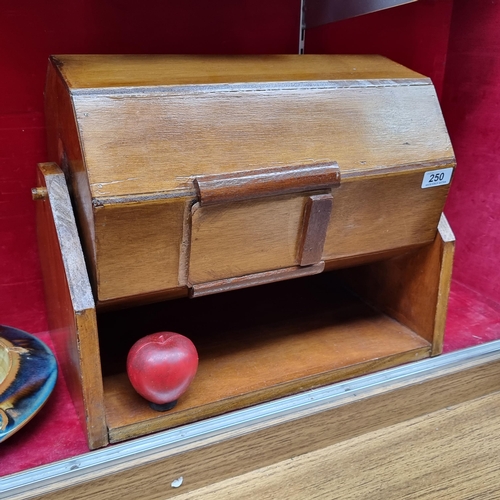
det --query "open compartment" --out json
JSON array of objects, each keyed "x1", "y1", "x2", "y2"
[
  {"x1": 34, "y1": 162, "x2": 454, "y2": 448},
  {"x1": 98, "y1": 272, "x2": 433, "y2": 443}
]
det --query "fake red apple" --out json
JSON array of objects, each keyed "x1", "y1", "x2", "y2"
[{"x1": 126, "y1": 332, "x2": 198, "y2": 411}]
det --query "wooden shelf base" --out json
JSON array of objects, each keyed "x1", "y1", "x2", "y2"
[{"x1": 99, "y1": 275, "x2": 430, "y2": 443}]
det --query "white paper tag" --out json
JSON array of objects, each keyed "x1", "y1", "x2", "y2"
[{"x1": 421, "y1": 167, "x2": 454, "y2": 189}]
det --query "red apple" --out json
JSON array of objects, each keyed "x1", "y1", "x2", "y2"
[{"x1": 126, "y1": 332, "x2": 198, "y2": 410}]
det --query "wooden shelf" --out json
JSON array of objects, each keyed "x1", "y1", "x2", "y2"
[
  {"x1": 35, "y1": 164, "x2": 453, "y2": 448},
  {"x1": 98, "y1": 274, "x2": 430, "y2": 442}
]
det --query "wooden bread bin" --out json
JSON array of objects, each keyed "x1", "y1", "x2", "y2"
[
  {"x1": 44, "y1": 54, "x2": 454, "y2": 306},
  {"x1": 35, "y1": 55, "x2": 456, "y2": 449}
]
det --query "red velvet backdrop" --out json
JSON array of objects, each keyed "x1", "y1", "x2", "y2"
[
  {"x1": 441, "y1": 0, "x2": 500, "y2": 306},
  {"x1": 307, "y1": 2, "x2": 500, "y2": 308},
  {"x1": 305, "y1": 0, "x2": 453, "y2": 97}
]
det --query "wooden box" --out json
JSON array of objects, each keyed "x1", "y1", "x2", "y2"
[
  {"x1": 35, "y1": 55, "x2": 456, "y2": 449},
  {"x1": 44, "y1": 54, "x2": 454, "y2": 306}
]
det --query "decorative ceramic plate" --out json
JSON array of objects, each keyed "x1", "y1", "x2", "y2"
[{"x1": 0, "y1": 325, "x2": 57, "y2": 442}]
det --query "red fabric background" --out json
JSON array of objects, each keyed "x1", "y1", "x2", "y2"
[
  {"x1": 305, "y1": 0, "x2": 454, "y2": 98},
  {"x1": 1, "y1": 0, "x2": 500, "y2": 478},
  {"x1": 441, "y1": 0, "x2": 500, "y2": 305}
]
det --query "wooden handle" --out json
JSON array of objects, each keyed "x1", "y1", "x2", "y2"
[{"x1": 194, "y1": 162, "x2": 340, "y2": 206}]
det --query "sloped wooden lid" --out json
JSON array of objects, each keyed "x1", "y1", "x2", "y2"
[{"x1": 51, "y1": 55, "x2": 454, "y2": 201}]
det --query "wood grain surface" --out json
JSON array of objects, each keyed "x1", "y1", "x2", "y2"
[
  {"x1": 322, "y1": 168, "x2": 453, "y2": 262},
  {"x1": 34, "y1": 163, "x2": 108, "y2": 449},
  {"x1": 189, "y1": 262, "x2": 325, "y2": 297},
  {"x1": 188, "y1": 194, "x2": 306, "y2": 283},
  {"x1": 97, "y1": 274, "x2": 430, "y2": 443},
  {"x1": 173, "y1": 391, "x2": 500, "y2": 500},
  {"x1": 44, "y1": 61, "x2": 98, "y2": 290},
  {"x1": 93, "y1": 197, "x2": 187, "y2": 300},
  {"x1": 45, "y1": 55, "x2": 455, "y2": 303},
  {"x1": 52, "y1": 54, "x2": 423, "y2": 90}
]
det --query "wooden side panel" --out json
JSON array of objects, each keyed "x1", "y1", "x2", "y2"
[
  {"x1": 323, "y1": 170, "x2": 452, "y2": 260},
  {"x1": 35, "y1": 163, "x2": 107, "y2": 449},
  {"x1": 45, "y1": 59, "x2": 98, "y2": 288},
  {"x1": 188, "y1": 195, "x2": 306, "y2": 284},
  {"x1": 430, "y1": 215, "x2": 455, "y2": 355},
  {"x1": 93, "y1": 198, "x2": 187, "y2": 301},
  {"x1": 340, "y1": 213, "x2": 455, "y2": 354}
]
